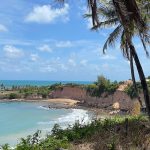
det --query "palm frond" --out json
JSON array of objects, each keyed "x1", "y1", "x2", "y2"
[
  {"x1": 139, "y1": 33, "x2": 150, "y2": 57},
  {"x1": 87, "y1": 0, "x2": 99, "y2": 26},
  {"x1": 97, "y1": 5, "x2": 116, "y2": 19},
  {"x1": 120, "y1": 30, "x2": 130, "y2": 59},
  {"x1": 103, "y1": 25, "x2": 122, "y2": 53},
  {"x1": 92, "y1": 18, "x2": 119, "y2": 30}
]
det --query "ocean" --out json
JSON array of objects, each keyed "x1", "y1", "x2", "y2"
[
  {"x1": 0, "y1": 80, "x2": 92, "y2": 88},
  {"x1": 0, "y1": 80, "x2": 93, "y2": 146},
  {"x1": 0, "y1": 102, "x2": 92, "y2": 146}
]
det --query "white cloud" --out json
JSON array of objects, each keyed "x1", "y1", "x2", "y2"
[
  {"x1": 25, "y1": 4, "x2": 69, "y2": 24},
  {"x1": 0, "y1": 24, "x2": 8, "y2": 32},
  {"x1": 40, "y1": 65, "x2": 57, "y2": 73},
  {"x1": 56, "y1": 41, "x2": 72, "y2": 48},
  {"x1": 3, "y1": 45, "x2": 24, "y2": 59},
  {"x1": 100, "y1": 54, "x2": 116, "y2": 60},
  {"x1": 0, "y1": 39, "x2": 32, "y2": 46},
  {"x1": 102, "y1": 63, "x2": 110, "y2": 70},
  {"x1": 59, "y1": 64, "x2": 68, "y2": 71},
  {"x1": 38, "y1": 44, "x2": 52, "y2": 52},
  {"x1": 93, "y1": 65, "x2": 101, "y2": 72},
  {"x1": 80, "y1": 59, "x2": 88, "y2": 66},
  {"x1": 30, "y1": 54, "x2": 39, "y2": 62},
  {"x1": 68, "y1": 59, "x2": 76, "y2": 67}
]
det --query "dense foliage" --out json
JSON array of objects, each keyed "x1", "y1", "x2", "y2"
[
  {"x1": 125, "y1": 81, "x2": 150, "y2": 99},
  {"x1": 86, "y1": 76, "x2": 119, "y2": 97},
  {"x1": 8, "y1": 93, "x2": 19, "y2": 99},
  {"x1": 19, "y1": 86, "x2": 50, "y2": 99},
  {"x1": 124, "y1": 85, "x2": 138, "y2": 99}
]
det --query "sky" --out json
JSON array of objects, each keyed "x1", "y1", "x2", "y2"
[{"x1": 0, "y1": 0, "x2": 149, "y2": 81}]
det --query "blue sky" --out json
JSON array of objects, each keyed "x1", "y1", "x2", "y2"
[{"x1": 0, "y1": 0, "x2": 149, "y2": 81}]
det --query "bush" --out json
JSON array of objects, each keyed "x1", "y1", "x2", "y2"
[
  {"x1": 8, "y1": 93, "x2": 18, "y2": 99},
  {"x1": 86, "y1": 75, "x2": 119, "y2": 97},
  {"x1": 14, "y1": 130, "x2": 69, "y2": 150},
  {"x1": 49, "y1": 83, "x2": 63, "y2": 91},
  {"x1": 124, "y1": 85, "x2": 139, "y2": 99}
]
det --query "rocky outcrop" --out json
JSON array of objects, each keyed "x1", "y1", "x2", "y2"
[{"x1": 49, "y1": 86, "x2": 139, "y2": 110}]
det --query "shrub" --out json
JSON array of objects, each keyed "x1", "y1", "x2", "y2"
[
  {"x1": 124, "y1": 85, "x2": 139, "y2": 99},
  {"x1": 86, "y1": 75, "x2": 119, "y2": 97},
  {"x1": 1, "y1": 144, "x2": 10, "y2": 150},
  {"x1": 49, "y1": 83, "x2": 63, "y2": 91},
  {"x1": 8, "y1": 93, "x2": 18, "y2": 99}
]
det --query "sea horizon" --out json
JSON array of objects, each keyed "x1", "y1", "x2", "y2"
[{"x1": 0, "y1": 80, "x2": 93, "y2": 88}]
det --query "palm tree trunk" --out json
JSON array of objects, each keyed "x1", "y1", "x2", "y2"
[
  {"x1": 130, "y1": 50, "x2": 137, "y2": 90},
  {"x1": 129, "y1": 43, "x2": 150, "y2": 117},
  {"x1": 130, "y1": 50, "x2": 143, "y2": 107}
]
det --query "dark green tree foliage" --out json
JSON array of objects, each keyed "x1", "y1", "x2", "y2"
[
  {"x1": 125, "y1": 85, "x2": 139, "y2": 99},
  {"x1": 86, "y1": 75, "x2": 119, "y2": 97},
  {"x1": 8, "y1": 93, "x2": 19, "y2": 99},
  {"x1": 5, "y1": 130, "x2": 69, "y2": 150},
  {"x1": 125, "y1": 82, "x2": 150, "y2": 99},
  {"x1": 19, "y1": 86, "x2": 50, "y2": 98},
  {"x1": 48, "y1": 83, "x2": 63, "y2": 91}
]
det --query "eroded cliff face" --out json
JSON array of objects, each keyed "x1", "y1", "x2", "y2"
[
  {"x1": 49, "y1": 86, "x2": 140, "y2": 110},
  {"x1": 50, "y1": 86, "x2": 87, "y2": 100}
]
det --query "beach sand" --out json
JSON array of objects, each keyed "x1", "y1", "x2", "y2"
[
  {"x1": 43, "y1": 98, "x2": 80, "y2": 107},
  {"x1": 0, "y1": 98, "x2": 80, "y2": 109}
]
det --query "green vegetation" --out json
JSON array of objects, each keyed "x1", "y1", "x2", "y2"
[
  {"x1": 125, "y1": 81, "x2": 150, "y2": 99},
  {"x1": 124, "y1": 85, "x2": 139, "y2": 99},
  {"x1": 0, "y1": 75, "x2": 119, "y2": 100},
  {"x1": 86, "y1": 75, "x2": 119, "y2": 97},
  {"x1": 8, "y1": 93, "x2": 19, "y2": 99},
  {"x1": 1, "y1": 75, "x2": 150, "y2": 100},
  {"x1": 0, "y1": 85, "x2": 51, "y2": 99},
  {"x1": 19, "y1": 86, "x2": 50, "y2": 99},
  {"x1": 1, "y1": 115, "x2": 149, "y2": 150}
]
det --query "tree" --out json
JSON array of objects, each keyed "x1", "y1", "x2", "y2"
[
  {"x1": 92, "y1": 0, "x2": 150, "y2": 115},
  {"x1": 58, "y1": 0, "x2": 150, "y2": 117}
]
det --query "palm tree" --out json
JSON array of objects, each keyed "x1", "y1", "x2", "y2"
[
  {"x1": 90, "y1": 0, "x2": 150, "y2": 115},
  {"x1": 58, "y1": 0, "x2": 150, "y2": 116}
]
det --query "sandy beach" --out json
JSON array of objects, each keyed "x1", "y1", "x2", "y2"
[
  {"x1": 43, "y1": 98, "x2": 79, "y2": 106},
  {"x1": 0, "y1": 98, "x2": 80, "y2": 109}
]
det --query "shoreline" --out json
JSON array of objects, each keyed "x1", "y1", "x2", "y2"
[
  {"x1": 0, "y1": 98, "x2": 79, "y2": 108},
  {"x1": 0, "y1": 101, "x2": 93, "y2": 147},
  {"x1": 0, "y1": 98, "x2": 111, "y2": 117},
  {"x1": 0, "y1": 98, "x2": 85, "y2": 110}
]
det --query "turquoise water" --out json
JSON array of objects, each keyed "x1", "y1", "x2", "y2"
[
  {"x1": 0, "y1": 102, "x2": 90, "y2": 146},
  {"x1": 0, "y1": 80, "x2": 92, "y2": 88}
]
